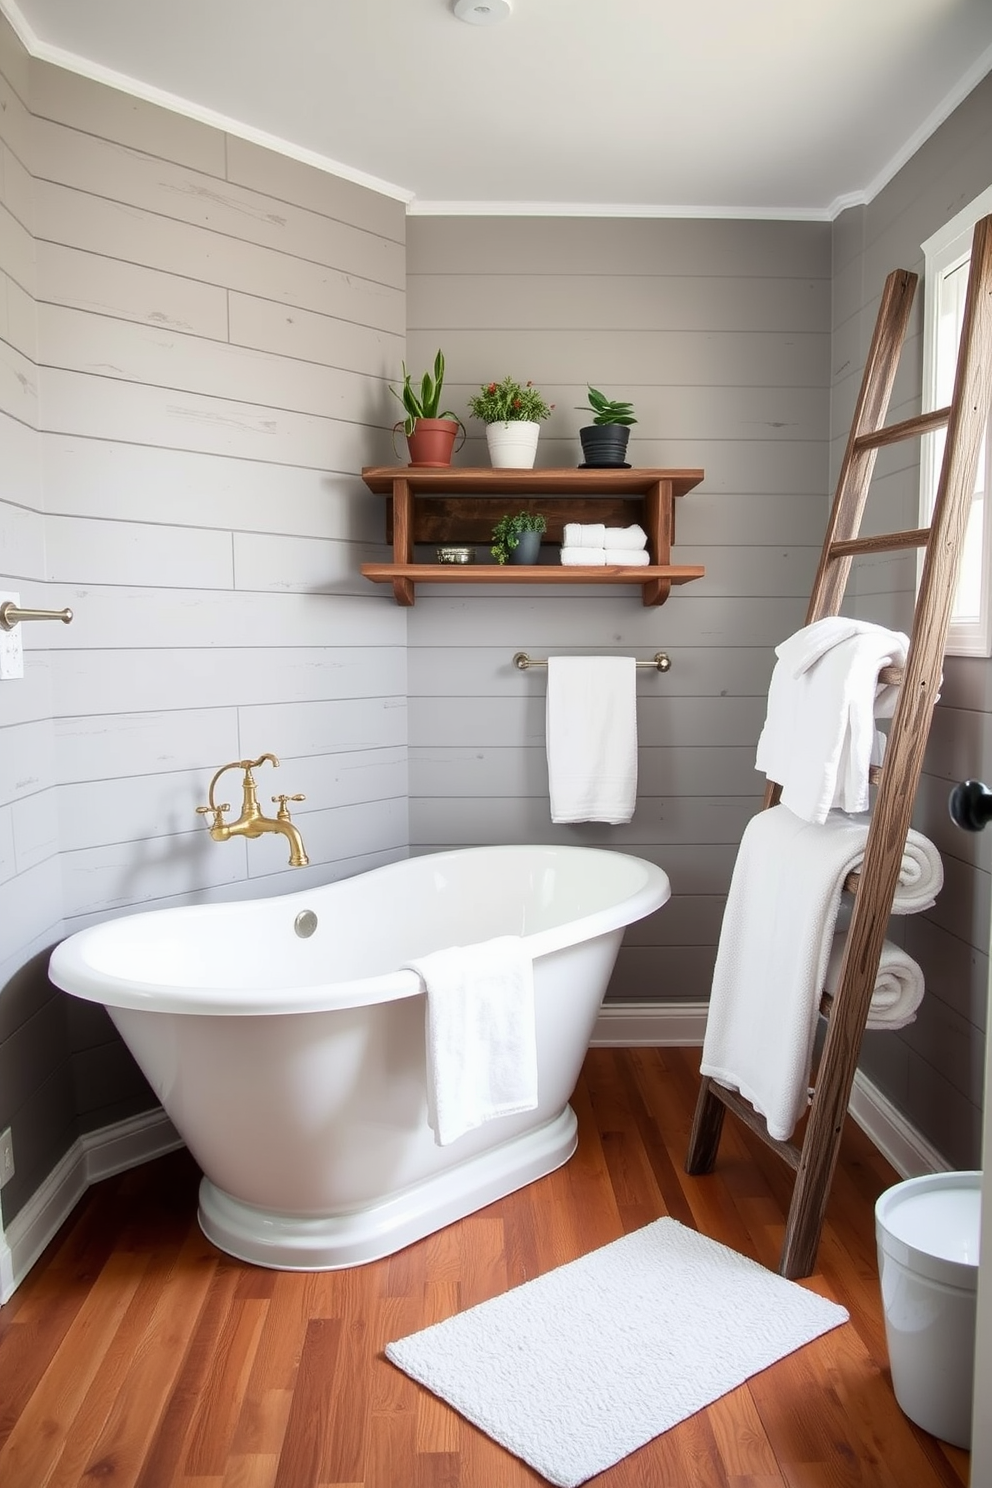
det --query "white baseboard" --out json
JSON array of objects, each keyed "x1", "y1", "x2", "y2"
[
  {"x1": 0, "y1": 1007, "x2": 946, "y2": 1303},
  {"x1": 0, "y1": 1108, "x2": 183, "y2": 1304},
  {"x1": 592, "y1": 1000, "x2": 709, "y2": 1046},
  {"x1": 591, "y1": 1001, "x2": 946, "y2": 1182}
]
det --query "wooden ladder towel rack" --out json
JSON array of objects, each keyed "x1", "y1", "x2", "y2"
[{"x1": 685, "y1": 213, "x2": 992, "y2": 1280}]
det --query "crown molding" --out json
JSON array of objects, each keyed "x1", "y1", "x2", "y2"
[{"x1": 406, "y1": 199, "x2": 834, "y2": 221}]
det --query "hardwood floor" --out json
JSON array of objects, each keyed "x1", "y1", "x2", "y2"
[{"x1": 0, "y1": 1047, "x2": 971, "y2": 1487}]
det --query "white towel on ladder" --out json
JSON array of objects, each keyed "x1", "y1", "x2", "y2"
[
  {"x1": 755, "y1": 617, "x2": 909, "y2": 824},
  {"x1": 699, "y1": 804, "x2": 942, "y2": 1141},
  {"x1": 403, "y1": 936, "x2": 538, "y2": 1147},
  {"x1": 546, "y1": 656, "x2": 638, "y2": 823}
]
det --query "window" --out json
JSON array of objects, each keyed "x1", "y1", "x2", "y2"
[{"x1": 919, "y1": 185, "x2": 992, "y2": 656}]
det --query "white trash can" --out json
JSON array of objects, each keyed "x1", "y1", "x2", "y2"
[{"x1": 875, "y1": 1170, "x2": 982, "y2": 1449}]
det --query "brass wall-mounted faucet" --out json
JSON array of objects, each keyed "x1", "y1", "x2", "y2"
[{"x1": 196, "y1": 753, "x2": 309, "y2": 867}]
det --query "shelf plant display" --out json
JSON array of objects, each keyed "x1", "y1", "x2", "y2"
[
  {"x1": 576, "y1": 385, "x2": 637, "y2": 467},
  {"x1": 467, "y1": 376, "x2": 554, "y2": 469},
  {"x1": 491, "y1": 510, "x2": 547, "y2": 564},
  {"x1": 390, "y1": 350, "x2": 464, "y2": 467}
]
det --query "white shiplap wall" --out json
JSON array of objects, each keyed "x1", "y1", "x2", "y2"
[
  {"x1": 0, "y1": 23, "x2": 412, "y2": 1219},
  {"x1": 406, "y1": 216, "x2": 832, "y2": 1005}
]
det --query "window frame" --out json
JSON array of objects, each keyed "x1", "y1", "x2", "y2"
[{"x1": 919, "y1": 185, "x2": 992, "y2": 658}]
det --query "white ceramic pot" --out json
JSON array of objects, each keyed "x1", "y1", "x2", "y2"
[{"x1": 485, "y1": 420, "x2": 540, "y2": 469}]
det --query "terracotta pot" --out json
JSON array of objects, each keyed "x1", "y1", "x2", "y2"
[{"x1": 397, "y1": 418, "x2": 464, "y2": 468}]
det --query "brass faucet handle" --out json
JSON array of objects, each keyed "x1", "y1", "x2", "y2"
[
  {"x1": 272, "y1": 793, "x2": 305, "y2": 820},
  {"x1": 196, "y1": 803, "x2": 229, "y2": 825}
]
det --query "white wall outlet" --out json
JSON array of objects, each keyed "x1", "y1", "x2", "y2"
[
  {"x1": 0, "y1": 592, "x2": 24, "y2": 680},
  {"x1": 0, "y1": 1128, "x2": 14, "y2": 1189}
]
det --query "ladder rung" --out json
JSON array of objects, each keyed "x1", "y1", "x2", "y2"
[
  {"x1": 853, "y1": 405, "x2": 951, "y2": 451},
  {"x1": 707, "y1": 1083, "x2": 802, "y2": 1170},
  {"x1": 828, "y1": 528, "x2": 930, "y2": 559}
]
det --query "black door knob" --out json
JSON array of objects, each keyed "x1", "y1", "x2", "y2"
[{"x1": 948, "y1": 779, "x2": 992, "y2": 831}]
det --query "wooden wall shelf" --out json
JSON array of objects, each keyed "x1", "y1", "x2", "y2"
[{"x1": 360, "y1": 466, "x2": 705, "y2": 607}]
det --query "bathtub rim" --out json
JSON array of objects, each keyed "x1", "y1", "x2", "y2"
[{"x1": 48, "y1": 844, "x2": 671, "y2": 1017}]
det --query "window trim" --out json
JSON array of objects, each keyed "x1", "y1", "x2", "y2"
[{"x1": 919, "y1": 185, "x2": 992, "y2": 658}]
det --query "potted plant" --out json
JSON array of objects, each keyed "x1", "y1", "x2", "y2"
[
  {"x1": 390, "y1": 350, "x2": 464, "y2": 467},
  {"x1": 576, "y1": 386, "x2": 637, "y2": 467},
  {"x1": 467, "y1": 376, "x2": 554, "y2": 469},
  {"x1": 491, "y1": 511, "x2": 547, "y2": 565}
]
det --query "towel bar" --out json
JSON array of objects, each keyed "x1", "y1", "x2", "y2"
[
  {"x1": 513, "y1": 651, "x2": 671, "y2": 672},
  {"x1": 0, "y1": 602, "x2": 74, "y2": 631}
]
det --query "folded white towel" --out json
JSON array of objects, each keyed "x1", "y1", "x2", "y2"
[
  {"x1": 603, "y1": 524, "x2": 648, "y2": 550},
  {"x1": 403, "y1": 936, "x2": 538, "y2": 1147},
  {"x1": 699, "y1": 804, "x2": 942, "y2": 1140},
  {"x1": 755, "y1": 618, "x2": 909, "y2": 824},
  {"x1": 563, "y1": 522, "x2": 606, "y2": 548},
  {"x1": 559, "y1": 548, "x2": 650, "y2": 567},
  {"x1": 823, "y1": 932, "x2": 924, "y2": 1030},
  {"x1": 546, "y1": 655, "x2": 638, "y2": 823}
]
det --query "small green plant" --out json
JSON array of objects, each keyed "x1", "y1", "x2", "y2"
[
  {"x1": 577, "y1": 386, "x2": 637, "y2": 426},
  {"x1": 468, "y1": 376, "x2": 554, "y2": 425},
  {"x1": 490, "y1": 511, "x2": 547, "y2": 564},
  {"x1": 390, "y1": 350, "x2": 457, "y2": 435}
]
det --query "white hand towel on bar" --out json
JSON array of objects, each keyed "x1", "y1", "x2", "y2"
[
  {"x1": 546, "y1": 655, "x2": 638, "y2": 823},
  {"x1": 823, "y1": 932, "x2": 924, "y2": 1031},
  {"x1": 560, "y1": 548, "x2": 650, "y2": 567},
  {"x1": 562, "y1": 522, "x2": 606, "y2": 548},
  {"x1": 403, "y1": 936, "x2": 538, "y2": 1147},
  {"x1": 603, "y1": 524, "x2": 648, "y2": 549},
  {"x1": 699, "y1": 804, "x2": 942, "y2": 1140},
  {"x1": 755, "y1": 617, "x2": 909, "y2": 824}
]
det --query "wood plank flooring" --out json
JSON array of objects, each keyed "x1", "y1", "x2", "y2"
[{"x1": 0, "y1": 1047, "x2": 971, "y2": 1487}]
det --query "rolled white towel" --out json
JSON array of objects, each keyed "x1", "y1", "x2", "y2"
[
  {"x1": 604, "y1": 524, "x2": 648, "y2": 550},
  {"x1": 561, "y1": 548, "x2": 606, "y2": 566},
  {"x1": 605, "y1": 549, "x2": 650, "y2": 567},
  {"x1": 563, "y1": 522, "x2": 606, "y2": 548},
  {"x1": 823, "y1": 932, "x2": 924, "y2": 1030}
]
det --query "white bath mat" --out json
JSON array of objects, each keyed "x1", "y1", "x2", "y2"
[{"x1": 386, "y1": 1217, "x2": 848, "y2": 1487}]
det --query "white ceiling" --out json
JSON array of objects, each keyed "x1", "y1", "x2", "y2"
[{"x1": 5, "y1": 0, "x2": 992, "y2": 218}]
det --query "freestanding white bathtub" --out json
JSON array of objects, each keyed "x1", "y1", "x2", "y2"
[{"x1": 49, "y1": 845, "x2": 670, "y2": 1270}]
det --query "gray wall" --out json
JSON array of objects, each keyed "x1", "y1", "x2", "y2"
[
  {"x1": 405, "y1": 217, "x2": 831, "y2": 1005},
  {"x1": 0, "y1": 13, "x2": 410, "y2": 1222},
  {"x1": 834, "y1": 72, "x2": 992, "y2": 1168}
]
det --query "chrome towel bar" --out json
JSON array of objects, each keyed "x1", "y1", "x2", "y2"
[{"x1": 513, "y1": 651, "x2": 671, "y2": 672}]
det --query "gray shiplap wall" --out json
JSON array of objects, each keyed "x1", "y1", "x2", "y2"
[
  {"x1": 0, "y1": 15, "x2": 410, "y2": 1222},
  {"x1": 833, "y1": 73, "x2": 992, "y2": 1168},
  {"x1": 406, "y1": 217, "x2": 832, "y2": 1004}
]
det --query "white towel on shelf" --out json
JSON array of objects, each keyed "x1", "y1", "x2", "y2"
[
  {"x1": 546, "y1": 655, "x2": 638, "y2": 824},
  {"x1": 559, "y1": 548, "x2": 650, "y2": 567},
  {"x1": 403, "y1": 936, "x2": 538, "y2": 1147},
  {"x1": 823, "y1": 932, "x2": 925, "y2": 1031},
  {"x1": 603, "y1": 524, "x2": 648, "y2": 550},
  {"x1": 563, "y1": 522, "x2": 606, "y2": 548},
  {"x1": 755, "y1": 617, "x2": 910, "y2": 824},
  {"x1": 699, "y1": 804, "x2": 942, "y2": 1141}
]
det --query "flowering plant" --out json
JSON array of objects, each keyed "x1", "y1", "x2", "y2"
[{"x1": 467, "y1": 376, "x2": 554, "y2": 425}]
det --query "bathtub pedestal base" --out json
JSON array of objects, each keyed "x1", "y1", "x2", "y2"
[{"x1": 197, "y1": 1105, "x2": 579, "y2": 1270}]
